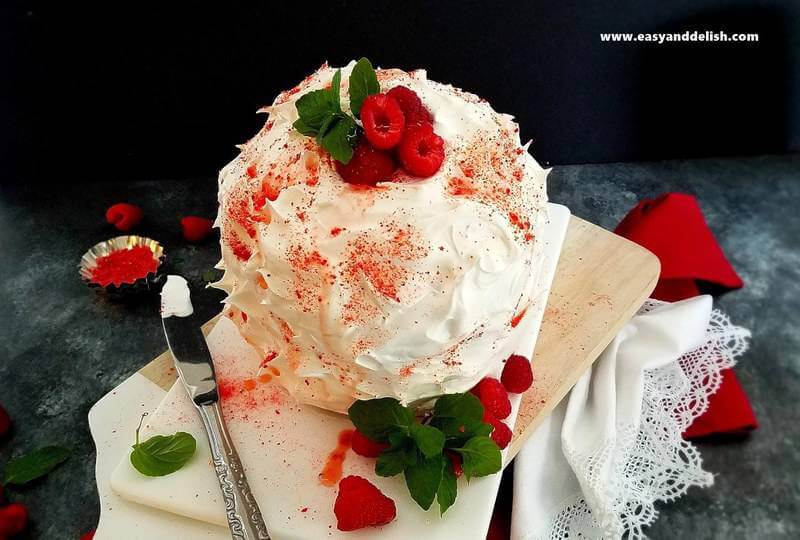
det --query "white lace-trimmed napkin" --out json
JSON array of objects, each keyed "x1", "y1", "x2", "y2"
[{"x1": 511, "y1": 296, "x2": 751, "y2": 539}]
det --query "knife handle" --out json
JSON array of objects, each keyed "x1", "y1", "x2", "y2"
[{"x1": 197, "y1": 402, "x2": 271, "y2": 540}]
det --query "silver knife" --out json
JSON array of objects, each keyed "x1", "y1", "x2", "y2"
[{"x1": 160, "y1": 275, "x2": 270, "y2": 540}]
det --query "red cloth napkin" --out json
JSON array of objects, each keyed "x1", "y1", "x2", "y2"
[{"x1": 614, "y1": 192, "x2": 757, "y2": 438}]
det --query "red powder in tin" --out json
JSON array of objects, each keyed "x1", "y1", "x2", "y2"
[{"x1": 89, "y1": 246, "x2": 159, "y2": 287}]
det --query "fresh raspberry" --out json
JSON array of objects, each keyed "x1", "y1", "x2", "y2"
[
  {"x1": 501, "y1": 354, "x2": 534, "y2": 394},
  {"x1": 446, "y1": 451, "x2": 463, "y2": 477},
  {"x1": 335, "y1": 138, "x2": 396, "y2": 186},
  {"x1": 471, "y1": 377, "x2": 511, "y2": 420},
  {"x1": 333, "y1": 475, "x2": 397, "y2": 531},
  {"x1": 386, "y1": 86, "x2": 433, "y2": 128},
  {"x1": 105, "y1": 203, "x2": 143, "y2": 232},
  {"x1": 351, "y1": 430, "x2": 390, "y2": 458},
  {"x1": 0, "y1": 503, "x2": 28, "y2": 538},
  {"x1": 397, "y1": 124, "x2": 445, "y2": 178},
  {"x1": 360, "y1": 93, "x2": 406, "y2": 150},
  {"x1": 0, "y1": 404, "x2": 10, "y2": 437},
  {"x1": 79, "y1": 530, "x2": 96, "y2": 540},
  {"x1": 180, "y1": 216, "x2": 214, "y2": 243},
  {"x1": 483, "y1": 411, "x2": 512, "y2": 450}
]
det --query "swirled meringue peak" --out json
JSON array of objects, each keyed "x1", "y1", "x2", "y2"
[{"x1": 214, "y1": 61, "x2": 549, "y2": 413}]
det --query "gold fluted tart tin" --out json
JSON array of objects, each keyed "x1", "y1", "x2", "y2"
[{"x1": 79, "y1": 235, "x2": 166, "y2": 296}]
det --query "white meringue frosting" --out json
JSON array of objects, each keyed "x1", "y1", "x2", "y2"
[{"x1": 214, "y1": 61, "x2": 549, "y2": 413}]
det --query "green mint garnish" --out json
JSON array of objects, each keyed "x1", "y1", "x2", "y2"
[
  {"x1": 409, "y1": 422, "x2": 445, "y2": 459},
  {"x1": 348, "y1": 397, "x2": 413, "y2": 440},
  {"x1": 437, "y1": 462, "x2": 458, "y2": 515},
  {"x1": 348, "y1": 57, "x2": 380, "y2": 118},
  {"x1": 319, "y1": 114, "x2": 357, "y2": 164},
  {"x1": 347, "y1": 393, "x2": 502, "y2": 515},
  {"x1": 293, "y1": 69, "x2": 342, "y2": 133},
  {"x1": 130, "y1": 414, "x2": 196, "y2": 477},
  {"x1": 2, "y1": 445, "x2": 71, "y2": 485},
  {"x1": 404, "y1": 454, "x2": 444, "y2": 510},
  {"x1": 453, "y1": 435, "x2": 502, "y2": 480},
  {"x1": 292, "y1": 58, "x2": 381, "y2": 164}
]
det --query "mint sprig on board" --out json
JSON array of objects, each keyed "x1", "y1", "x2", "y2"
[
  {"x1": 130, "y1": 414, "x2": 197, "y2": 477},
  {"x1": 348, "y1": 394, "x2": 502, "y2": 515},
  {"x1": 292, "y1": 57, "x2": 380, "y2": 164}
]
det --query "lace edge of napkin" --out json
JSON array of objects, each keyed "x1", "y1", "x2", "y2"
[{"x1": 538, "y1": 301, "x2": 751, "y2": 540}]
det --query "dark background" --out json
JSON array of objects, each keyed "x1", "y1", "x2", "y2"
[{"x1": 2, "y1": 0, "x2": 799, "y2": 185}]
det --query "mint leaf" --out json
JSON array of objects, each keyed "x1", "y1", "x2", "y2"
[
  {"x1": 349, "y1": 57, "x2": 380, "y2": 117},
  {"x1": 437, "y1": 463, "x2": 458, "y2": 515},
  {"x1": 330, "y1": 69, "x2": 342, "y2": 111},
  {"x1": 454, "y1": 436, "x2": 501, "y2": 480},
  {"x1": 295, "y1": 88, "x2": 337, "y2": 132},
  {"x1": 315, "y1": 114, "x2": 337, "y2": 143},
  {"x1": 320, "y1": 114, "x2": 357, "y2": 164},
  {"x1": 388, "y1": 431, "x2": 409, "y2": 450},
  {"x1": 376, "y1": 449, "x2": 407, "y2": 477},
  {"x1": 3, "y1": 445, "x2": 70, "y2": 485},
  {"x1": 130, "y1": 417, "x2": 196, "y2": 477},
  {"x1": 433, "y1": 393, "x2": 486, "y2": 439},
  {"x1": 472, "y1": 422, "x2": 494, "y2": 437},
  {"x1": 410, "y1": 423, "x2": 445, "y2": 459},
  {"x1": 404, "y1": 454, "x2": 444, "y2": 511},
  {"x1": 348, "y1": 397, "x2": 414, "y2": 441},
  {"x1": 293, "y1": 117, "x2": 317, "y2": 136}
]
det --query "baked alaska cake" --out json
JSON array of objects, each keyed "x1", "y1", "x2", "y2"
[{"x1": 214, "y1": 59, "x2": 548, "y2": 413}]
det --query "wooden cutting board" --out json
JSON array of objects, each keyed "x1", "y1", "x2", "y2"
[{"x1": 137, "y1": 215, "x2": 659, "y2": 461}]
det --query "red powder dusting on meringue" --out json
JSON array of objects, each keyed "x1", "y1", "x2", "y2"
[
  {"x1": 343, "y1": 225, "x2": 427, "y2": 313},
  {"x1": 227, "y1": 184, "x2": 257, "y2": 238},
  {"x1": 277, "y1": 318, "x2": 294, "y2": 343},
  {"x1": 330, "y1": 227, "x2": 343, "y2": 237},
  {"x1": 246, "y1": 165, "x2": 258, "y2": 178},
  {"x1": 447, "y1": 177, "x2": 477, "y2": 196},
  {"x1": 227, "y1": 235, "x2": 252, "y2": 261},
  {"x1": 508, "y1": 212, "x2": 531, "y2": 231},
  {"x1": 256, "y1": 275, "x2": 269, "y2": 290},
  {"x1": 451, "y1": 131, "x2": 540, "y2": 243},
  {"x1": 288, "y1": 246, "x2": 329, "y2": 312},
  {"x1": 260, "y1": 351, "x2": 278, "y2": 367}
]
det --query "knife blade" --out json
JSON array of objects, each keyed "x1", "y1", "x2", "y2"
[{"x1": 160, "y1": 275, "x2": 270, "y2": 540}]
